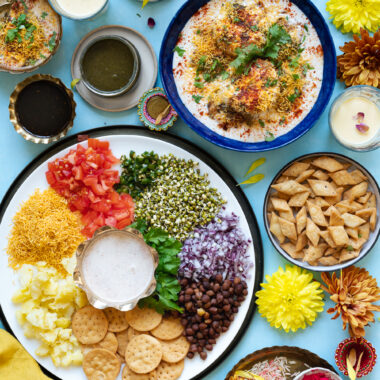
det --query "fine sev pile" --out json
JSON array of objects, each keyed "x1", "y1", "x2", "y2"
[{"x1": 7, "y1": 188, "x2": 85, "y2": 274}]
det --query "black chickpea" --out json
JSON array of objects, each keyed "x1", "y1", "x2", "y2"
[{"x1": 179, "y1": 276, "x2": 248, "y2": 360}]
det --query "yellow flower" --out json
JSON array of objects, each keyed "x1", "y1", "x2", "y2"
[
  {"x1": 256, "y1": 265, "x2": 324, "y2": 333},
  {"x1": 326, "y1": 0, "x2": 380, "y2": 34}
]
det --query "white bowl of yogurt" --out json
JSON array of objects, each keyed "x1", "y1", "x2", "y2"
[
  {"x1": 48, "y1": 0, "x2": 109, "y2": 20},
  {"x1": 74, "y1": 226, "x2": 159, "y2": 311},
  {"x1": 329, "y1": 85, "x2": 380, "y2": 152}
]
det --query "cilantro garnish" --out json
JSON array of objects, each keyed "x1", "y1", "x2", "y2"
[
  {"x1": 41, "y1": 11, "x2": 48, "y2": 19},
  {"x1": 292, "y1": 74, "x2": 300, "y2": 80},
  {"x1": 251, "y1": 25, "x2": 258, "y2": 31},
  {"x1": 196, "y1": 55, "x2": 207, "y2": 73},
  {"x1": 20, "y1": 0, "x2": 28, "y2": 10},
  {"x1": 230, "y1": 23, "x2": 291, "y2": 74},
  {"x1": 173, "y1": 46, "x2": 185, "y2": 57},
  {"x1": 194, "y1": 80, "x2": 204, "y2": 89},
  {"x1": 304, "y1": 24, "x2": 309, "y2": 32},
  {"x1": 279, "y1": 116, "x2": 286, "y2": 125},
  {"x1": 302, "y1": 63, "x2": 314, "y2": 75},
  {"x1": 5, "y1": 14, "x2": 36, "y2": 44},
  {"x1": 196, "y1": 29, "x2": 201, "y2": 35},
  {"x1": 265, "y1": 131, "x2": 275, "y2": 142},
  {"x1": 221, "y1": 71, "x2": 229, "y2": 80},
  {"x1": 258, "y1": 119, "x2": 265, "y2": 127},
  {"x1": 346, "y1": 245, "x2": 354, "y2": 252},
  {"x1": 233, "y1": 17, "x2": 241, "y2": 23},
  {"x1": 192, "y1": 94, "x2": 203, "y2": 103},
  {"x1": 48, "y1": 31, "x2": 57, "y2": 52},
  {"x1": 288, "y1": 88, "x2": 301, "y2": 103},
  {"x1": 265, "y1": 78, "x2": 278, "y2": 87},
  {"x1": 289, "y1": 54, "x2": 300, "y2": 68},
  {"x1": 131, "y1": 220, "x2": 183, "y2": 314},
  {"x1": 40, "y1": 53, "x2": 46, "y2": 59}
]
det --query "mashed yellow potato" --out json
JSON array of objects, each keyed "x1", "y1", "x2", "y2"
[{"x1": 12, "y1": 261, "x2": 88, "y2": 367}]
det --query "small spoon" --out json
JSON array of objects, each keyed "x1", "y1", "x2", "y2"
[{"x1": 155, "y1": 104, "x2": 171, "y2": 126}]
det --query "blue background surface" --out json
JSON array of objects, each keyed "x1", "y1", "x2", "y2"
[{"x1": 0, "y1": 0, "x2": 379, "y2": 379}]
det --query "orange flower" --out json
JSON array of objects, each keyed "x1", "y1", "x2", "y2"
[{"x1": 321, "y1": 266, "x2": 380, "y2": 337}]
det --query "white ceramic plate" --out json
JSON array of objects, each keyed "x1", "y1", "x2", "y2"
[{"x1": 0, "y1": 126, "x2": 263, "y2": 380}]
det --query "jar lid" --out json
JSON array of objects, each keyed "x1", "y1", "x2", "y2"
[{"x1": 138, "y1": 87, "x2": 177, "y2": 131}]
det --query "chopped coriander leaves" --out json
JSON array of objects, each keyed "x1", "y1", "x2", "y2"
[
  {"x1": 265, "y1": 78, "x2": 278, "y2": 87},
  {"x1": 289, "y1": 54, "x2": 300, "y2": 68},
  {"x1": 210, "y1": 58, "x2": 219, "y2": 71},
  {"x1": 265, "y1": 131, "x2": 275, "y2": 141},
  {"x1": 41, "y1": 12, "x2": 48, "y2": 19},
  {"x1": 196, "y1": 29, "x2": 202, "y2": 34},
  {"x1": 173, "y1": 46, "x2": 186, "y2": 57},
  {"x1": 358, "y1": 233, "x2": 362, "y2": 238},
  {"x1": 258, "y1": 119, "x2": 265, "y2": 127},
  {"x1": 203, "y1": 72, "x2": 211, "y2": 82},
  {"x1": 279, "y1": 116, "x2": 286, "y2": 125},
  {"x1": 20, "y1": 0, "x2": 28, "y2": 10},
  {"x1": 230, "y1": 23, "x2": 291, "y2": 74},
  {"x1": 194, "y1": 80, "x2": 204, "y2": 89},
  {"x1": 40, "y1": 53, "x2": 46, "y2": 59},
  {"x1": 192, "y1": 94, "x2": 203, "y2": 104},
  {"x1": 346, "y1": 245, "x2": 354, "y2": 252},
  {"x1": 5, "y1": 28, "x2": 17, "y2": 42},
  {"x1": 233, "y1": 17, "x2": 241, "y2": 23},
  {"x1": 48, "y1": 31, "x2": 57, "y2": 52},
  {"x1": 304, "y1": 24, "x2": 309, "y2": 32},
  {"x1": 251, "y1": 25, "x2": 258, "y2": 31},
  {"x1": 196, "y1": 55, "x2": 207, "y2": 73},
  {"x1": 288, "y1": 88, "x2": 301, "y2": 103},
  {"x1": 292, "y1": 74, "x2": 300, "y2": 80},
  {"x1": 302, "y1": 63, "x2": 314, "y2": 75},
  {"x1": 221, "y1": 71, "x2": 229, "y2": 80}
]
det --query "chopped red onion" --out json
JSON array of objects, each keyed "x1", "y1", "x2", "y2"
[
  {"x1": 179, "y1": 211, "x2": 252, "y2": 281},
  {"x1": 356, "y1": 123, "x2": 369, "y2": 133}
]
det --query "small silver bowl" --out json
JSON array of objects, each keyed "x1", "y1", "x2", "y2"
[
  {"x1": 74, "y1": 226, "x2": 158, "y2": 311},
  {"x1": 79, "y1": 35, "x2": 141, "y2": 98}
]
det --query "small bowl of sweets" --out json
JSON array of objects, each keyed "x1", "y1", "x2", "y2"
[{"x1": 263, "y1": 153, "x2": 380, "y2": 271}]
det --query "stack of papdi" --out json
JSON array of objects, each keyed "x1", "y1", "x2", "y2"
[
  {"x1": 268, "y1": 156, "x2": 377, "y2": 266},
  {"x1": 72, "y1": 305, "x2": 189, "y2": 380}
]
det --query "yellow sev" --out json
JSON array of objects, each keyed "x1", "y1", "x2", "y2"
[
  {"x1": 7, "y1": 189, "x2": 85, "y2": 274},
  {"x1": 0, "y1": 11, "x2": 47, "y2": 67}
]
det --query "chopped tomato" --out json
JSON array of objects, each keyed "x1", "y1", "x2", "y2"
[{"x1": 46, "y1": 138, "x2": 134, "y2": 238}]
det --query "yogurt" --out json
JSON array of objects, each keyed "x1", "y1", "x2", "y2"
[
  {"x1": 331, "y1": 97, "x2": 380, "y2": 148},
  {"x1": 55, "y1": 0, "x2": 107, "y2": 19},
  {"x1": 81, "y1": 231, "x2": 155, "y2": 303}
]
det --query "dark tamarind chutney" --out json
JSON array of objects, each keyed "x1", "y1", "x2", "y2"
[{"x1": 15, "y1": 80, "x2": 73, "y2": 137}]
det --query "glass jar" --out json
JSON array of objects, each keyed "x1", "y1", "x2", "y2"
[{"x1": 329, "y1": 85, "x2": 380, "y2": 152}]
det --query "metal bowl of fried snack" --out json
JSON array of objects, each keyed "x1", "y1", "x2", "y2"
[{"x1": 264, "y1": 153, "x2": 380, "y2": 271}]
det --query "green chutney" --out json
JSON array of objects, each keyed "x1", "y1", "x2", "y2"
[{"x1": 82, "y1": 38, "x2": 135, "y2": 92}]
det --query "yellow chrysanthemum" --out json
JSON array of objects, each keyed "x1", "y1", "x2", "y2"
[
  {"x1": 326, "y1": 0, "x2": 380, "y2": 34},
  {"x1": 256, "y1": 265, "x2": 324, "y2": 333}
]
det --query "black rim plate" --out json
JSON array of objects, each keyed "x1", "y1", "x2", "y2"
[{"x1": 0, "y1": 126, "x2": 264, "y2": 380}]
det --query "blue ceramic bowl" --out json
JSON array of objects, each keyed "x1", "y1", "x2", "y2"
[{"x1": 160, "y1": 0, "x2": 336, "y2": 152}]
